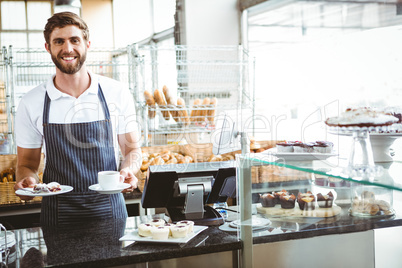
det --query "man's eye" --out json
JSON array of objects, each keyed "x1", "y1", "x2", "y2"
[
  {"x1": 72, "y1": 39, "x2": 80, "y2": 44},
  {"x1": 54, "y1": 40, "x2": 63, "y2": 45}
]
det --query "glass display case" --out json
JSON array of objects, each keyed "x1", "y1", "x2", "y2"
[{"x1": 236, "y1": 153, "x2": 402, "y2": 267}]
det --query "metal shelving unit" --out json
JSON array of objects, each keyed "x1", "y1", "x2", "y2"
[
  {"x1": 0, "y1": 44, "x2": 254, "y2": 151},
  {"x1": 132, "y1": 45, "x2": 254, "y2": 146}
]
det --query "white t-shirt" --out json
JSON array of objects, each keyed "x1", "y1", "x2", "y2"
[{"x1": 15, "y1": 71, "x2": 138, "y2": 165}]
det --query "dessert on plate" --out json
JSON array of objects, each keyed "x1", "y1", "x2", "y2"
[
  {"x1": 33, "y1": 182, "x2": 62, "y2": 193},
  {"x1": 325, "y1": 107, "x2": 398, "y2": 127}
]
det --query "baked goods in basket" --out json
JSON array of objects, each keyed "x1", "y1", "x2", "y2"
[{"x1": 325, "y1": 107, "x2": 398, "y2": 127}]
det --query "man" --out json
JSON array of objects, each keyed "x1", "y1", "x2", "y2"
[{"x1": 14, "y1": 12, "x2": 141, "y2": 226}]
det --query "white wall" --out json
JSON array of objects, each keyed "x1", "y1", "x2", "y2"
[
  {"x1": 184, "y1": 0, "x2": 240, "y2": 45},
  {"x1": 81, "y1": 0, "x2": 114, "y2": 48}
]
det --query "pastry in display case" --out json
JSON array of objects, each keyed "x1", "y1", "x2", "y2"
[
  {"x1": 350, "y1": 186, "x2": 394, "y2": 218},
  {"x1": 256, "y1": 188, "x2": 341, "y2": 218}
]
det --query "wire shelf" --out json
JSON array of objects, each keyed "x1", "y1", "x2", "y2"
[{"x1": 133, "y1": 45, "x2": 254, "y2": 146}]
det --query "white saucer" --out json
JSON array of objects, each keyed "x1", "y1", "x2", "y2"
[
  {"x1": 88, "y1": 183, "x2": 131, "y2": 194},
  {"x1": 15, "y1": 185, "x2": 73, "y2": 197}
]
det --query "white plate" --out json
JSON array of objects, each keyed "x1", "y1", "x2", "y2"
[
  {"x1": 369, "y1": 132, "x2": 402, "y2": 138},
  {"x1": 229, "y1": 217, "x2": 271, "y2": 228},
  {"x1": 15, "y1": 185, "x2": 73, "y2": 197},
  {"x1": 119, "y1": 225, "x2": 208, "y2": 244},
  {"x1": 88, "y1": 183, "x2": 131, "y2": 194},
  {"x1": 262, "y1": 149, "x2": 337, "y2": 161}
]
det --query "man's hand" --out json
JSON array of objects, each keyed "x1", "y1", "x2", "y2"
[
  {"x1": 14, "y1": 177, "x2": 38, "y2": 200},
  {"x1": 119, "y1": 167, "x2": 138, "y2": 193}
]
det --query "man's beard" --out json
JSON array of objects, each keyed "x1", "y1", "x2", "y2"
[{"x1": 51, "y1": 50, "x2": 87, "y2": 74}]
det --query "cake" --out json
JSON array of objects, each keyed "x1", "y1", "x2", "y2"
[
  {"x1": 313, "y1": 141, "x2": 334, "y2": 153},
  {"x1": 314, "y1": 175, "x2": 328, "y2": 186},
  {"x1": 33, "y1": 182, "x2": 61, "y2": 193},
  {"x1": 277, "y1": 141, "x2": 334, "y2": 154},
  {"x1": 260, "y1": 193, "x2": 276, "y2": 207},
  {"x1": 297, "y1": 192, "x2": 315, "y2": 210},
  {"x1": 276, "y1": 141, "x2": 300, "y2": 152},
  {"x1": 279, "y1": 194, "x2": 296, "y2": 209},
  {"x1": 149, "y1": 219, "x2": 165, "y2": 227},
  {"x1": 325, "y1": 107, "x2": 398, "y2": 127},
  {"x1": 138, "y1": 223, "x2": 153, "y2": 237},
  {"x1": 382, "y1": 106, "x2": 402, "y2": 123},
  {"x1": 151, "y1": 226, "x2": 170, "y2": 240},
  {"x1": 164, "y1": 223, "x2": 174, "y2": 236},
  {"x1": 293, "y1": 142, "x2": 314, "y2": 153},
  {"x1": 316, "y1": 192, "x2": 334, "y2": 208},
  {"x1": 328, "y1": 178, "x2": 345, "y2": 188},
  {"x1": 171, "y1": 224, "x2": 189, "y2": 238},
  {"x1": 33, "y1": 183, "x2": 49, "y2": 193},
  {"x1": 176, "y1": 220, "x2": 194, "y2": 233}
]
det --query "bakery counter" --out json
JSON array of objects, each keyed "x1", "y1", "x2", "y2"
[
  {"x1": 2, "y1": 214, "x2": 241, "y2": 268},
  {"x1": 3, "y1": 206, "x2": 402, "y2": 268},
  {"x1": 249, "y1": 202, "x2": 402, "y2": 244}
]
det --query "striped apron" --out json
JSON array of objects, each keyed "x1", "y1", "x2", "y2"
[{"x1": 40, "y1": 85, "x2": 127, "y2": 226}]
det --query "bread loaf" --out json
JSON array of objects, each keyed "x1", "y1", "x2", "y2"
[
  {"x1": 207, "y1": 97, "x2": 217, "y2": 124},
  {"x1": 190, "y1": 99, "x2": 201, "y2": 122},
  {"x1": 162, "y1": 85, "x2": 180, "y2": 122},
  {"x1": 153, "y1": 89, "x2": 170, "y2": 120},
  {"x1": 177, "y1": 97, "x2": 190, "y2": 125},
  {"x1": 143, "y1": 90, "x2": 156, "y2": 119}
]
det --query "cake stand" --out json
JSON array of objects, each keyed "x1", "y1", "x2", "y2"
[{"x1": 328, "y1": 125, "x2": 395, "y2": 180}]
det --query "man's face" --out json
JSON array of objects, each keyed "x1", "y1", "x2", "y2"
[{"x1": 45, "y1": 25, "x2": 90, "y2": 74}]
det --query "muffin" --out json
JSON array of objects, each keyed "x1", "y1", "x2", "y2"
[
  {"x1": 260, "y1": 193, "x2": 277, "y2": 207},
  {"x1": 279, "y1": 194, "x2": 296, "y2": 209},
  {"x1": 316, "y1": 192, "x2": 334, "y2": 208},
  {"x1": 297, "y1": 192, "x2": 315, "y2": 210}
]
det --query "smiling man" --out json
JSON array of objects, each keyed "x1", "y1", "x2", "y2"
[{"x1": 14, "y1": 12, "x2": 142, "y2": 226}]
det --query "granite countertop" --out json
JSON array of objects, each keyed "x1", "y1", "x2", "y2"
[
  {"x1": 4, "y1": 215, "x2": 241, "y2": 268},
  {"x1": 3, "y1": 204, "x2": 402, "y2": 267}
]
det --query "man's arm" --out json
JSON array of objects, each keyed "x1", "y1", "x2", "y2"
[
  {"x1": 14, "y1": 147, "x2": 42, "y2": 200},
  {"x1": 118, "y1": 131, "x2": 142, "y2": 192}
]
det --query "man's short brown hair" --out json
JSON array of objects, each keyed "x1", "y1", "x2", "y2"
[{"x1": 44, "y1": 12, "x2": 89, "y2": 44}]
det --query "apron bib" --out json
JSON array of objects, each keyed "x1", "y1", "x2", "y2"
[{"x1": 40, "y1": 85, "x2": 127, "y2": 226}]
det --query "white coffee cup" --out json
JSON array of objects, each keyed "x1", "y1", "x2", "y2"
[{"x1": 98, "y1": 171, "x2": 120, "y2": 190}]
